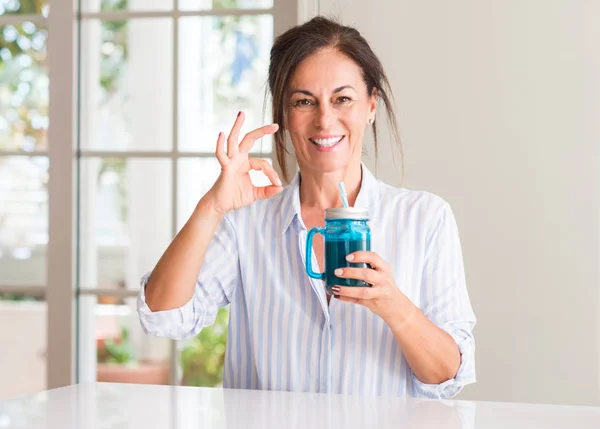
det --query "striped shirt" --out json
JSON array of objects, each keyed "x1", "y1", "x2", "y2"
[{"x1": 137, "y1": 164, "x2": 476, "y2": 399}]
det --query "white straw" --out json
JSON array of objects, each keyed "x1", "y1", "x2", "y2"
[{"x1": 339, "y1": 182, "x2": 349, "y2": 208}]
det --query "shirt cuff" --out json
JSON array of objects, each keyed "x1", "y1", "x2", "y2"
[
  {"x1": 411, "y1": 333, "x2": 476, "y2": 399},
  {"x1": 136, "y1": 272, "x2": 204, "y2": 340}
]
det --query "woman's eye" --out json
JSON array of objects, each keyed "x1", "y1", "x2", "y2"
[
  {"x1": 294, "y1": 99, "x2": 313, "y2": 106},
  {"x1": 337, "y1": 96, "x2": 352, "y2": 103}
]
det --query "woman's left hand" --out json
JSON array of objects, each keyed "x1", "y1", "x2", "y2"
[{"x1": 332, "y1": 251, "x2": 413, "y2": 323}]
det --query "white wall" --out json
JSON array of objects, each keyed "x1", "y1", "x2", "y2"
[
  {"x1": 0, "y1": 300, "x2": 142, "y2": 400},
  {"x1": 319, "y1": 0, "x2": 600, "y2": 406}
]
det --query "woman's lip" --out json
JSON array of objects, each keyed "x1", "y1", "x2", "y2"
[
  {"x1": 310, "y1": 136, "x2": 345, "y2": 151},
  {"x1": 309, "y1": 135, "x2": 345, "y2": 140},
  {"x1": 310, "y1": 134, "x2": 344, "y2": 139},
  {"x1": 308, "y1": 136, "x2": 345, "y2": 144}
]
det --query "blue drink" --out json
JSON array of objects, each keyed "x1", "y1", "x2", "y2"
[
  {"x1": 306, "y1": 208, "x2": 371, "y2": 294},
  {"x1": 324, "y1": 238, "x2": 370, "y2": 288}
]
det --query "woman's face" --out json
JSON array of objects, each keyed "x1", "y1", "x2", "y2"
[{"x1": 286, "y1": 48, "x2": 377, "y2": 175}]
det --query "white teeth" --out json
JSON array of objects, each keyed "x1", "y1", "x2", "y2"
[{"x1": 311, "y1": 137, "x2": 343, "y2": 147}]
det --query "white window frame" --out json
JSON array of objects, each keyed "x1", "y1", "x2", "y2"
[{"x1": 0, "y1": 0, "x2": 314, "y2": 390}]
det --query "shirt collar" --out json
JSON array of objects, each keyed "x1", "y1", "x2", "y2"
[{"x1": 278, "y1": 163, "x2": 381, "y2": 236}]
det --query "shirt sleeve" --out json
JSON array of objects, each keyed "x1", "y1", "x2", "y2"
[
  {"x1": 136, "y1": 214, "x2": 240, "y2": 340},
  {"x1": 411, "y1": 202, "x2": 477, "y2": 399}
]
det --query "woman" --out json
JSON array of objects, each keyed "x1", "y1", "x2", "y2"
[{"x1": 138, "y1": 17, "x2": 476, "y2": 399}]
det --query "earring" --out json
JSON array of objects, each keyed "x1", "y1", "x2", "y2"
[{"x1": 368, "y1": 118, "x2": 374, "y2": 125}]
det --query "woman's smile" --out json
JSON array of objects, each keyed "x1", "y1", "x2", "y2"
[{"x1": 309, "y1": 135, "x2": 345, "y2": 152}]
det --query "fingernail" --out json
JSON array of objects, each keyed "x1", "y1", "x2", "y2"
[
  {"x1": 334, "y1": 269, "x2": 343, "y2": 276},
  {"x1": 346, "y1": 254, "x2": 355, "y2": 261},
  {"x1": 334, "y1": 294, "x2": 340, "y2": 299},
  {"x1": 237, "y1": 111, "x2": 242, "y2": 117},
  {"x1": 331, "y1": 286, "x2": 340, "y2": 292},
  {"x1": 275, "y1": 178, "x2": 282, "y2": 186},
  {"x1": 218, "y1": 131, "x2": 223, "y2": 138}
]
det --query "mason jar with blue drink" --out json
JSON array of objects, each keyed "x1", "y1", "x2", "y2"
[{"x1": 305, "y1": 207, "x2": 371, "y2": 295}]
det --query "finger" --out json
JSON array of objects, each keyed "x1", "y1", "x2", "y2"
[
  {"x1": 239, "y1": 123, "x2": 279, "y2": 153},
  {"x1": 215, "y1": 132, "x2": 229, "y2": 167},
  {"x1": 227, "y1": 111, "x2": 245, "y2": 157},
  {"x1": 254, "y1": 185, "x2": 284, "y2": 200},
  {"x1": 334, "y1": 267, "x2": 382, "y2": 285},
  {"x1": 248, "y1": 158, "x2": 284, "y2": 200},
  {"x1": 332, "y1": 285, "x2": 378, "y2": 300},
  {"x1": 334, "y1": 295, "x2": 361, "y2": 305},
  {"x1": 346, "y1": 251, "x2": 390, "y2": 272},
  {"x1": 248, "y1": 158, "x2": 283, "y2": 187}
]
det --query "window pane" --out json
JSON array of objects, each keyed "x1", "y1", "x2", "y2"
[
  {"x1": 176, "y1": 158, "x2": 220, "y2": 230},
  {"x1": 177, "y1": 157, "x2": 272, "y2": 230},
  {"x1": 77, "y1": 295, "x2": 172, "y2": 386},
  {"x1": 80, "y1": 19, "x2": 173, "y2": 151},
  {"x1": 0, "y1": 23, "x2": 48, "y2": 151},
  {"x1": 78, "y1": 158, "x2": 172, "y2": 291},
  {"x1": 179, "y1": 0, "x2": 273, "y2": 11},
  {"x1": 81, "y1": 0, "x2": 173, "y2": 12},
  {"x1": 178, "y1": 15, "x2": 273, "y2": 154},
  {"x1": 0, "y1": 0, "x2": 47, "y2": 15},
  {"x1": 0, "y1": 156, "x2": 47, "y2": 286},
  {"x1": 0, "y1": 296, "x2": 46, "y2": 399}
]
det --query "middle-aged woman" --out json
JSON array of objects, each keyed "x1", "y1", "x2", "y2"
[{"x1": 137, "y1": 16, "x2": 476, "y2": 399}]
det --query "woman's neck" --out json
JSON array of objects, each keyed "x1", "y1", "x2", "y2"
[{"x1": 299, "y1": 164, "x2": 363, "y2": 211}]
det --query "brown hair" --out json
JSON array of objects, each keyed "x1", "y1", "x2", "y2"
[{"x1": 267, "y1": 16, "x2": 403, "y2": 182}]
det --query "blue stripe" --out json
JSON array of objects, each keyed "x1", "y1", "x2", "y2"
[
  {"x1": 347, "y1": 304, "x2": 357, "y2": 394},
  {"x1": 263, "y1": 197, "x2": 278, "y2": 390},
  {"x1": 338, "y1": 300, "x2": 347, "y2": 392},
  {"x1": 293, "y1": 222, "x2": 309, "y2": 391},
  {"x1": 274, "y1": 202, "x2": 285, "y2": 390},
  {"x1": 358, "y1": 307, "x2": 368, "y2": 394}
]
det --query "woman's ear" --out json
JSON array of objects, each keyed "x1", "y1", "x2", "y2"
[
  {"x1": 369, "y1": 88, "x2": 377, "y2": 116},
  {"x1": 367, "y1": 88, "x2": 377, "y2": 124}
]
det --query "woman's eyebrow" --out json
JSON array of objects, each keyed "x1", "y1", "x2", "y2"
[
  {"x1": 290, "y1": 89, "x2": 314, "y2": 97},
  {"x1": 289, "y1": 85, "x2": 356, "y2": 97},
  {"x1": 332, "y1": 85, "x2": 355, "y2": 93}
]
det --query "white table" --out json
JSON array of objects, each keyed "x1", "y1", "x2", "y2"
[{"x1": 1, "y1": 382, "x2": 599, "y2": 428}]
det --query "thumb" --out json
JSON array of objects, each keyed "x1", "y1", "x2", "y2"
[{"x1": 254, "y1": 185, "x2": 284, "y2": 200}]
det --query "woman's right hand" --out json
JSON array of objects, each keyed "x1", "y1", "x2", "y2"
[{"x1": 204, "y1": 112, "x2": 284, "y2": 215}]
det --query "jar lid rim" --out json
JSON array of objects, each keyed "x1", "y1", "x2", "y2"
[{"x1": 325, "y1": 207, "x2": 369, "y2": 219}]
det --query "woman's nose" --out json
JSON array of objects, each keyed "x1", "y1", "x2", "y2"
[{"x1": 315, "y1": 103, "x2": 334, "y2": 129}]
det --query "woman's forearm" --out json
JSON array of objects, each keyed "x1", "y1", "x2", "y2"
[
  {"x1": 144, "y1": 195, "x2": 225, "y2": 312},
  {"x1": 387, "y1": 296, "x2": 461, "y2": 385}
]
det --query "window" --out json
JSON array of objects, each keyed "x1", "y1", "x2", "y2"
[
  {"x1": 0, "y1": 1, "x2": 49, "y2": 286},
  {"x1": 0, "y1": 0, "x2": 49, "y2": 400},
  {"x1": 77, "y1": 0, "x2": 296, "y2": 388},
  {"x1": 0, "y1": 0, "x2": 300, "y2": 398}
]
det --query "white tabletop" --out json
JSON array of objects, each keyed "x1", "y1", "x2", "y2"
[{"x1": 1, "y1": 382, "x2": 599, "y2": 429}]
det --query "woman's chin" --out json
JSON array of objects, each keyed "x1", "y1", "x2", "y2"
[{"x1": 306, "y1": 157, "x2": 354, "y2": 174}]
